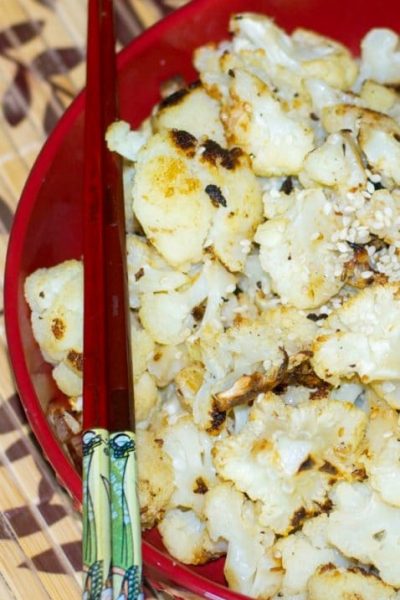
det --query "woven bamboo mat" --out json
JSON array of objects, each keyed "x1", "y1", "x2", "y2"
[{"x1": 0, "y1": 1, "x2": 187, "y2": 598}]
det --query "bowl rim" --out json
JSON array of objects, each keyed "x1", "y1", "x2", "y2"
[{"x1": 4, "y1": 0, "x2": 249, "y2": 597}]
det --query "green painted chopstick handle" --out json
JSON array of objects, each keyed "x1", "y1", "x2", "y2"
[
  {"x1": 83, "y1": 428, "x2": 112, "y2": 599},
  {"x1": 109, "y1": 431, "x2": 143, "y2": 600},
  {"x1": 82, "y1": 429, "x2": 143, "y2": 600}
]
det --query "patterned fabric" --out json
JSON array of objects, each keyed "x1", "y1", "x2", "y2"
[{"x1": 0, "y1": 1, "x2": 188, "y2": 598}]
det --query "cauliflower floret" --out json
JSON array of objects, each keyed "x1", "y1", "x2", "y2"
[
  {"x1": 106, "y1": 119, "x2": 150, "y2": 162},
  {"x1": 327, "y1": 481, "x2": 400, "y2": 587},
  {"x1": 306, "y1": 78, "x2": 363, "y2": 115},
  {"x1": 274, "y1": 514, "x2": 348, "y2": 597},
  {"x1": 291, "y1": 28, "x2": 358, "y2": 89},
  {"x1": 229, "y1": 13, "x2": 357, "y2": 90},
  {"x1": 25, "y1": 260, "x2": 83, "y2": 365},
  {"x1": 213, "y1": 393, "x2": 367, "y2": 534},
  {"x1": 194, "y1": 41, "x2": 232, "y2": 102},
  {"x1": 133, "y1": 130, "x2": 263, "y2": 272},
  {"x1": 312, "y1": 284, "x2": 400, "y2": 385},
  {"x1": 367, "y1": 437, "x2": 400, "y2": 508},
  {"x1": 308, "y1": 564, "x2": 400, "y2": 600},
  {"x1": 132, "y1": 131, "x2": 214, "y2": 268},
  {"x1": 158, "y1": 507, "x2": 226, "y2": 565},
  {"x1": 152, "y1": 83, "x2": 226, "y2": 145},
  {"x1": 204, "y1": 482, "x2": 282, "y2": 598},
  {"x1": 227, "y1": 305, "x2": 318, "y2": 375},
  {"x1": 357, "y1": 393, "x2": 400, "y2": 507},
  {"x1": 359, "y1": 28, "x2": 400, "y2": 86},
  {"x1": 148, "y1": 343, "x2": 189, "y2": 388},
  {"x1": 225, "y1": 69, "x2": 314, "y2": 176},
  {"x1": 52, "y1": 358, "x2": 82, "y2": 397},
  {"x1": 300, "y1": 132, "x2": 366, "y2": 192},
  {"x1": 160, "y1": 415, "x2": 219, "y2": 514},
  {"x1": 359, "y1": 121, "x2": 400, "y2": 186},
  {"x1": 192, "y1": 306, "x2": 317, "y2": 430},
  {"x1": 137, "y1": 429, "x2": 174, "y2": 529},
  {"x1": 360, "y1": 80, "x2": 398, "y2": 114},
  {"x1": 126, "y1": 234, "x2": 189, "y2": 308},
  {"x1": 360, "y1": 391, "x2": 399, "y2": 457},
  {"x1": 139, "y1": 259, "x2": 236, "y2": 345},
  {"x1": 255, "y1": 188, "x2": 347, "y2": 309},
  {"x1": 203, "y1": 147, "x2": 263, "y2": 272},
  {"x1": 321, "y1": 105, "x2": 400, "y2": 187}
]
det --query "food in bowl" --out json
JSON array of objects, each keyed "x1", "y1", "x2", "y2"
[{"x1": 24, "y1": 12, "x2": 400, "y2": 599}]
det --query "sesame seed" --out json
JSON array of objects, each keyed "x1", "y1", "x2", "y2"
[
  {"x1": 370, "y1": 173, "x2": 382, "y2": 183},
  {"x1": 366, "y1": 181, "x2": 375, "y2": 194},
  {"x1": 361, "y1": 270, "x2": 374, "y2": 278},
  {"x1": 337, "y1": 242, "x2": 348, "y2": 253},
  {"x1": 226, "y1": 284, "x2": 236, "y2": 293},
  {"x1": 311, "y1": 232, "x2": 320, "y2": 241}
]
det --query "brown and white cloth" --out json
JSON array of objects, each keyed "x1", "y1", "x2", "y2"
[{"x1": 0, "y1": 1, "x2": 188, "y2": 598}]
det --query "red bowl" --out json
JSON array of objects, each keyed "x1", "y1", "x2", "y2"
[{"x1": 5, "y1": 0, "x2": 400, "y2": 597}]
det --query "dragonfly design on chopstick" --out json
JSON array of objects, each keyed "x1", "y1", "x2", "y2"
[{"x1": 83, "y1": 429, "x2": 142, "y2": 600}]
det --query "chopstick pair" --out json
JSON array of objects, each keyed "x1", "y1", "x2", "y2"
[{"x1": 81, "y1": 1, "x2": 142, "y2": 599}]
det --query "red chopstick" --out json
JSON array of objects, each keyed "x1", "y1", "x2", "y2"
[
  {"x1": 82, "y1": 0, "x2": 134, "y2": 433},
  {"x1": 82, "y1": 2, "x2": 142, "y2": 598}
]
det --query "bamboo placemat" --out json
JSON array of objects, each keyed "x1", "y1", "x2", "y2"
[{"x1": 0, "y1": 1, "x2": 187, "y2": 598}]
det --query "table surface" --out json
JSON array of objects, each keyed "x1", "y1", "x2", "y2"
[{"x1": 0, "y1": 1, "x2": 186, "y2": 598}]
